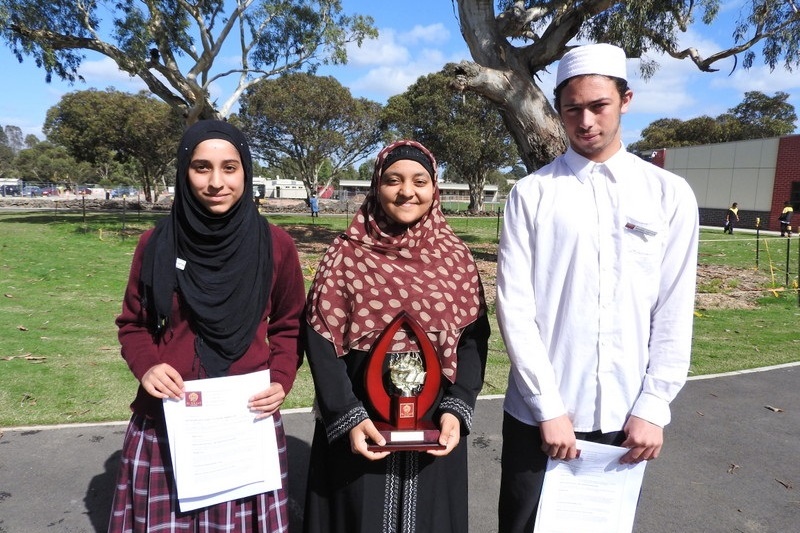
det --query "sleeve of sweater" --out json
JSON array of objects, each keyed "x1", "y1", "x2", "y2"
[
  {"x1": 116, "y1": 230, "x2": 162, "y2": 381},
  {"x1": 437, "y1": 314, "x2": 490, "y2": 434},
  {"x1": 265, "y1": 224, "x2": 306, "y2": 395},
  {"x1": 303, "y1": 324, "x2": 368, "y2": 442}
]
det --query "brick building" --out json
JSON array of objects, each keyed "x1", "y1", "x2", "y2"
[{"x1": 650, "y1": 134, "x2": 800, "y2": 231}]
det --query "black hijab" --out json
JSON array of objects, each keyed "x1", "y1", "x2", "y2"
[{"x1": 140, "y1": 120, "x2": 273, "y2": 377}]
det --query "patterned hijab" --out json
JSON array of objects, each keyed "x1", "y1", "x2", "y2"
[
  {"x1": 140, "y1": 120, "x2": 273, "y2": 377},
  {"x1": 306, "y1": 140, "x2": 485, "y2": 382}
]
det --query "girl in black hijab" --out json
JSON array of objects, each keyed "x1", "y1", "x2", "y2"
[{"x1": 109, "y1": 120, "x2": 305, "y2": 532}]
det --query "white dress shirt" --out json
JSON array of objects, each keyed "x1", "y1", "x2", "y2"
[{"x1": 497, "y1": 145, "x2": 698, "y2": 433}]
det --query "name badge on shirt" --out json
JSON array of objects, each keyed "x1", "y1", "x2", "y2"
[
  {"x1": 624, "y1": 221, "x2": 657, "y2": 237},
  {"x1": 175, "y1": 257, "x2": 187, "y2": 270}
]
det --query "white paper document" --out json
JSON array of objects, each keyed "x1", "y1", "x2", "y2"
[
  {"x1": 533, "y1": 439, "x2": 647, "y2": 533},
  {"x1": 162, "y1": 369, "x2": 282, "y2": 512}
]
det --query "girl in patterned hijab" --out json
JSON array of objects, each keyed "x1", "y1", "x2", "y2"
[{"x1": 303, "y1": 139, "x2": 490, "y2": 533}]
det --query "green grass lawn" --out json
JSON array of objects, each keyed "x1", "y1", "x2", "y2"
[{"x1": 1, "y1": 210, "x2": 798, "y2": 427}]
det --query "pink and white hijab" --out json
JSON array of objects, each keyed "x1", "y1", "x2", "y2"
[{"x1": 306, "y1": 140, "x2": 485, "y2": 382}]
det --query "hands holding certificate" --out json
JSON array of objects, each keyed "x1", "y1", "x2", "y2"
[
  {"x1": 161, "y1": 369, "x2": 283, "y2": 512},
  {"x1": 141, "y1": 363, "x2": 185, "y2": 400},
  {"x1": 540, "y1": 414, "x2": 663, "y2": 464},
  {"x1": 142, "y1": 362, "x2": 286, "y2": 420},
  {"x1": 619, "y1": 415, "x2": 664, "y2": 464},
  {"x1": 247, "y1": 382, "x2": 286, "y2": 419},
  {"x1": 539, "y1": 414, "x2": 579, "y2": 461}
]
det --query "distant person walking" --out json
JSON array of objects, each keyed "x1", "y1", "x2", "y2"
[
  {"x1": 779, "y1": 201, "x2": 794, "y2": 237},
  {"x1": 309, "y1": 193, "x2": 319, "y2": 219},
  {"x1": 723, "y1": 202, "x2": 739, "y2": 234}
]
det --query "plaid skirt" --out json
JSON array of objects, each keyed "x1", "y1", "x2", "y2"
[{"x1": 108, "y1": 411, "x2": 289, "y2": 532}]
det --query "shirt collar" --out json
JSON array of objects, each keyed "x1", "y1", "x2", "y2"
[{"x1": 564, "y1": 143, "x2": 627, "y2": 184}]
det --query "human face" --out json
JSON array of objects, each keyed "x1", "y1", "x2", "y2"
[
  {"x1": 377, "y1": 159, "x2": 435, "y2": 226},
  {"x1": 187, "y1": 139, "x2": 246, "y2": 215},
  {"x1": 558, "y1": 75, "x2": 632, "y2": 162}
]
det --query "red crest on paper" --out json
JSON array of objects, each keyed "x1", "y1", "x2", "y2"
[{"x1": 185, "y1": 391, "x2": 202, "y2": 407}]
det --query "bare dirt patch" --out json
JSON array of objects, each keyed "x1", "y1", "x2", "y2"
[
  {"x1": 470, "y1": 244, "x2": 498, "y2": 307},
  {"x1": 695, "y1": 264, "x2": 772, "y2": 310}
]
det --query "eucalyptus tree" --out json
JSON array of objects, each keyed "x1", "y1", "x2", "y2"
[
  {"x1": 451, "y1": 0, "x2": 800, "y2": 171},
  {"x1": 2, "y1": 0, "x2": 376, "y2": 124},
  {"x1": 729, "y1": 91, "x2": 797, "y2": 140},
  {"x1": 44, "y1": 89, "x2": 184, "y2": 201},
  {"x1": 238, "y1": 72, "x2": 384, "y2": 195},
  {"x1": 14, "y1": 141, "x2": 93, "y2": 185},
  {"x1": 384, "y1": 69, "x2": 517, "y2": 212}
]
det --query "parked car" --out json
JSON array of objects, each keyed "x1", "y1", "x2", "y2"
[
  {"x1": 110, "y1": 187, "x2": 139, "y2": 198},
  {"x1": 1, "y1": 185, "x2": 21, "y2": 196},
  {"x1": 75, "y1": 186, "x2": 93, "y2": 195},
  {"x1": 22, "y1": 186, "x2": 42, "y2": 197},
  {"x1": 41, "y1": 187, "x2": 60, "y2": 197}
]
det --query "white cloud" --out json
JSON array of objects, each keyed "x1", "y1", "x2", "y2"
[
  {"x1": 77, "y1": 57, "x2": 147, "y2": 92},
  {"x1": 629, "y1": 64, "x2": 698, "y2": 118},
  {"x1": 0, "y1": 114, "x2": 45, "y2": 139},
  {"x1": 723, "y1": 64, "x2": 800, "y2": 94},
  {"x1": 346, "y1": 22, "x2": 457, "y2": 68},
  {"x1": 350, "y1": 66, "x2": 420, "y2": 97},
  {"x1": 400, "y1": 23, "x2": 450, "y2": 45},
  {"x1": 348, "y1": 48, "x2": 457, "y2": 101},
  {"x1": 346, "y1": 29, "x2": 410, "y2": 66},
  {"x1": 339, "y1": 21, "x2": 468, "y2": 102}
]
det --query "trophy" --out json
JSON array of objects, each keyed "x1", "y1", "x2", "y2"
[{"x1": 364, "y1": 311, "x2": 445, "y2": 451}]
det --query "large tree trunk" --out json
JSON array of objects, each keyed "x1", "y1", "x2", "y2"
[
  {"x1": 467, "y1": 180, "x2": 484, "y2": 213},
  {"x1": 450, "y1": 61, "x2": 566, "y2": 171},
  {"x1": 452, "y1": 1, "x2": 568, "y2": 172}
]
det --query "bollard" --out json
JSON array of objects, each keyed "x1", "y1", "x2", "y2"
[{"x1": 755, "y1": 217, "x2": 761, "y2": 268}]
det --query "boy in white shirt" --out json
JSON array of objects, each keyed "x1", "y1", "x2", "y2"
[{"x1": 496, "y1": 43, "x2": 699, "y2": 532}]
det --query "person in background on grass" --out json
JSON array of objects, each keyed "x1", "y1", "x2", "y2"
[
  {"x1": 496, "y1": 43, "x2": 699, "y2": 532},
  {"x1": 303, "y1": 139, "x2": 490, "y2": 533},
  {"x1": 779, "y1": 201, "x2": 793, "y2": 237},
  {"x1": 309, "y1": 192, "x2": 320, "y2": 219},
  {"x1": 109, "y1": 120, "x2": 305, "y2": 532},
  {"x1": 724, "y1": 202, "x2": 739, "y2": 234}
]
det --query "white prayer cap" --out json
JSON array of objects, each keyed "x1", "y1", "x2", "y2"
[{"x1": 555, "y1": 43, "x2": 628, "y2": 86}]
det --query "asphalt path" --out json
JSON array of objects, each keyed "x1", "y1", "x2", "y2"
[{"x1": 1, "y1": 364, "x2": 799, "y2": 532}]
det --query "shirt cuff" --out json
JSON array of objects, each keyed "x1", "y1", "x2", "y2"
[
  {"x1": 630, "y1": 392, "x2": 671, "y2": 427},
  {"x1": 528, "y1": 392, "x2": 567, "y2": 424}
]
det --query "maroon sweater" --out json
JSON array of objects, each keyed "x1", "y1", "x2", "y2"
[{"x1": 116, "y1": 224, "x2": 305, "y2": 418}]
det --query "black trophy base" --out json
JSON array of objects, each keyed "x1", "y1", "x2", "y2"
[{"x1": 366, "y1": 421, "x2": 446, "y2": 452}]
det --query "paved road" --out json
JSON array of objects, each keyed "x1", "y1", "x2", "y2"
[{"x1": 1, "y1": 364, "x2": 799, "y2": 532}]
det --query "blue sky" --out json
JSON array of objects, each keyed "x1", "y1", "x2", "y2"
[{"x1": 2, "y1": 0, "x2": 798, "y2": 149}]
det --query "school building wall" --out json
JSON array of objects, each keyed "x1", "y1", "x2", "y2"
[{"x1": 659, "y1": 134, "x2": 800, "y2": 232}]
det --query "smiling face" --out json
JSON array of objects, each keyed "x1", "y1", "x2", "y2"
[
  {"x1": 558, "y1": 75, "x2": 632, "y2": 162},
  {"x1": 377, "y1": 159, "x2": 435, "y2": 226},
  {"x1": 186, "y1": 139, "x2": 246, "y2": 215}
]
